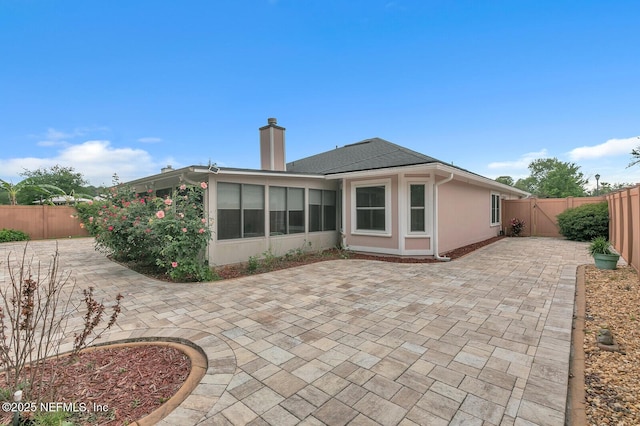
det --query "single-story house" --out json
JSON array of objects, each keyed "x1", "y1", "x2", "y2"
[{"x1": 125, "y1": 118, "x2": 529, "y2": 266}]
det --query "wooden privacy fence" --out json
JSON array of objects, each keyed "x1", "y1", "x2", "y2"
[
  {"x1": 606, "y1": 185, "x2": 640, "y2": 274},
  {"x1": 502, "y1": 196, "x2": 606, "y2": 238},
  {"x1": 0, "y1": 205, "x2": 89, "y2": 240}
]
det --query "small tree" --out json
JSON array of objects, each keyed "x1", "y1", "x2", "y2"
[
  {"x1": 495, "y1": 176, "x2": 514, "y2": 186},
  {"x1": 0, "y1": 244, "x2": 123, "y2": 405},
  {"x1": 515, "y1": 158, "x2": 587, "y2": 198},
  {"x1": 0, "y1": 179, "x2": 65, "y2": 206},
  {"x1": 17, "y1": 165, "x2": 95, "y2": 205},
  {"x1": 629, "y1": 144, "x2": 640, "y2": 168}
]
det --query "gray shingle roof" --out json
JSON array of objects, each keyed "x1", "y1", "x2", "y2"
[{"x1": 286, "y1": 138, "x2": 442, "y2": 175}]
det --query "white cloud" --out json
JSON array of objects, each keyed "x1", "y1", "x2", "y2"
[
  {"x1": 568, "y1": 136, "x2": 640, "y2": 161},
  {"x1": 488, "y1": 149, "x2": 548, "y2": 170},
  {"x1": 37, "y1": 140, "x2": 68, "y2": 147},
  {"x1": 45, "y1": 128, "x2": 77, "y2": 141},
  {"x1": 137, "y1": 137, "x2": 163, "y2": 143},
  {"x1": 0, "y1": 140, "x2": 166, "y2": 187},
  {"x1": 35, "y1": 127, "x2": 97, "y2": 147}
]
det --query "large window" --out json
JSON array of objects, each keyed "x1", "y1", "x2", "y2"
[
  {"x1": 309, "y1": 189, "x2": 336, "y2": 232},
  {"x1": 410, "y1": 184, "x2": 426, "y2": 232},
  {"x1": 217, "y1": 183, "x2": 265, "y2": 240},
  {"x1": 356, "y1": 186, "x2": 386, "y2": 231},
  {"x1": 491, "y1": 193, "x2": 501, "y2": 225},
  {"x1": 269, "y1": 187, "x2": 305, "y2": 235}
]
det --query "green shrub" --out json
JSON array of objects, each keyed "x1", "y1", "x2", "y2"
[
  {"x1": 0, "y1": 228, "x2": 30, "y2": 243},
  {"x1": 556, "y1": 202, "x2": 609, "y2": 241},
  {"x1": 75, "y1": 182, "x2": 213, "y2": 282}
]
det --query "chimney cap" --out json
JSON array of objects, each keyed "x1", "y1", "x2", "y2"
[{"x1": 267, "y1": 117, "x2": 277, "y2": 125}]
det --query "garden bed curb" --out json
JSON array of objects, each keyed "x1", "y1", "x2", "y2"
[
  {"x1": 568, "y1": 265, "x2": 587, "y2": 425},
  {"x1": 76, "y1": 340, "x2": 207, "y2": 426},
  {"x1": 73, "y1": 327, "x2": 236, "y2": 425}
]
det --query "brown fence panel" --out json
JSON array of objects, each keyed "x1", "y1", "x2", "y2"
[
  {"x1": 503, "y1": 196, "x2": 606, "y2": 238},
  {"x1": 0, "y1": 205, "x2": 89, "y2": 240},
  {"x1": 501, "y1": 198, "x2": 534, "y2": 236},
  {"x1": 607, "y1": 185, "x2": 639, "y2": 274}
]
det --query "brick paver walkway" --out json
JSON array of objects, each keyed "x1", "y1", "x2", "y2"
[{"x1": 0, "y1": 237, "x2": 590, "y2": 425}]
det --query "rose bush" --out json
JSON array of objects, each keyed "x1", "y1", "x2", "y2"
[{"x1": 75, "y1": 183, "x2": 214, "y2": 282}]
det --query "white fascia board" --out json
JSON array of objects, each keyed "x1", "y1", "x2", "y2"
[
  {"x1": 217, "y1": 169, "x2": 327, "y2": 179},
  {"x1": 432, "y1": 164, "x2": 530, "y2": 198}
]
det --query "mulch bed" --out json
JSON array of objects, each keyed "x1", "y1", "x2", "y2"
[
  {"x1": 0, "y1": 345, "x2": 190, "y2": 425},
  {"x1": 584, "y1": 265, "x2": 640, "y2": 425},
  {"x1": 215, "y1": 236, "x2": 506, "y2": 280}
]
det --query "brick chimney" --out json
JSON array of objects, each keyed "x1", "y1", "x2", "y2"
[{"x1": 259, "y1": 117, "x2": 286, "y2": 171}]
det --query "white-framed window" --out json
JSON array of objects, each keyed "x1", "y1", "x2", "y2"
[
  {"x1": 309, "y1": 189, "x2": 336, "y2": 232},
  {"x1": 269, "y1": 186, "x2": 305, "y2": 235},
  {"x1": 352, "y1": 179, "x2": 391, "y2": 235},
  {"x1": 217, "y1": 182, "x2": 265, "y2": 239},
  {"x1": 491, "y1": 193, "x2": 501, "y2": 226},
  {"x1": 409, "y1": 184, "x2": 426, "y2": 233}
]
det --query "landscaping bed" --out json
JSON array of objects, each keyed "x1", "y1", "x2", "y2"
[
  {"x1": 215, "y1": 236, "x2": 505, "y2": 280},
  {"x1": 584, "y1": 265, "x2": 640, "y2": 425},
  {"x1": 0, "y1": 344, "x2": 190, "y2": 425}
]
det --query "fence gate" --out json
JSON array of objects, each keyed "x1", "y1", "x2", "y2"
[{"x1": 502, "y1": 196, "x2": 606, "y2": 238}]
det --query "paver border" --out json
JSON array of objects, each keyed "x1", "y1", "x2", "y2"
[
  {"x1": 80, "y1": 328, "x2": 236, "y2": 425},
  {"x1": 568, "y1": 265, "x2": 586, "y2": 425}
]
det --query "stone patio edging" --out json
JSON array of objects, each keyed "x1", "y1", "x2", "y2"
[{"x1": 72, "y1": 327, "x2": 237, "y2": 425}]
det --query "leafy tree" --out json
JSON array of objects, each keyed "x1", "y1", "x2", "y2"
[
  {"x1": 495, "y1": 176, "x2": 514, "y2": 186},
  {"x1": 0, "y1": 179, "x2": 65, "y2": 205},
  {"x1": 515, "y1": 158, "x2": 588, "y2": 198},
  {"x1": 629, "y1": 144, "x2": 640, "y2": 168},
  {"x1": 17, "y1": 165, "x2": 90, "y2": 205},
  {"x1": 589, "y1": 181, "x2": 634, "y2": 196}
]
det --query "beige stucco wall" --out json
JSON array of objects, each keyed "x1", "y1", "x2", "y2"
[
  {"x1": 405, "y1": 237, "x2": 430, "y2": 251},
  {"x1": 436, "y1": 179, "x2": 501, "y2": 253}
]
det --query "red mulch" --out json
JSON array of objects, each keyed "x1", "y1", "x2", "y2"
[{"x1": 0, "y1": 345, "x2": 190, "y2": 425}]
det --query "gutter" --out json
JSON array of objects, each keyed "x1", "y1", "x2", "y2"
[{"x1": 433, "y1": 173, "x2": 454, "y2": 261}]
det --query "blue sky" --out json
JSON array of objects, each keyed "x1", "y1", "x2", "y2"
[{"x1": 1, "y1": 0, "x2": 639, "y2": 188}]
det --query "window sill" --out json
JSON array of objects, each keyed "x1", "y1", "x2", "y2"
[{"x1": 351, "y1": 231, "x2": 392, "y2": 237}]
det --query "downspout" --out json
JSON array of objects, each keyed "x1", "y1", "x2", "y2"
[{"x1": 433, "y1": 173, "x2": 454, "y2": 261}]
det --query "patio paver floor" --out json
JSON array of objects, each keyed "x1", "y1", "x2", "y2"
[{"x1": 0, "y1": 237, "x2": 591, "y2": 425}]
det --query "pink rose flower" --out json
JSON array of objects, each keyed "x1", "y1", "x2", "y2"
[
  {"x1": 171, "y1": 262, "x2": 178, "y2": 268},
  {"x1": 156, "y1": 210, "x2": 165, "y2": 219},
  {"x1": 164, "y1": 198, "x2": 172, "y2": 206},
  {"x1": 200, "y1": 182, "x2": 207, "y2": 189},
  {"x1": 179, "y1": 184, "x2": 187, "y2": 191},
  {"x1": 182, "y1": 228, "x2": 188, "y2": 233},
  {"x1": 89, "y1": 217, "x2": 94, "y2": 222},
  {"x1": 198, "y1": 228, "x2": 205, "y2": 234},
  {"x1": 108, "y1": 226, "x2": 114, "y2": 231},
  {"x1": 201, "y1": 218, "x2": 206, "y2": 223}
]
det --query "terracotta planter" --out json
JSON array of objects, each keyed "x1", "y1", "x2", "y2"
[{"x1": 593, "y1": 253, "x2": 620, "y2": 270}]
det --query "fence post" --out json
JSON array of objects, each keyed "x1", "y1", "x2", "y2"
[{"x1": 628, "y1": 187, "x2": 635, "y2": 273}]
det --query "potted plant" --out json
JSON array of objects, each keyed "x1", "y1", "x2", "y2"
[{"x1": 588, "y1": 236, "x2": 620, "y2": 270}]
